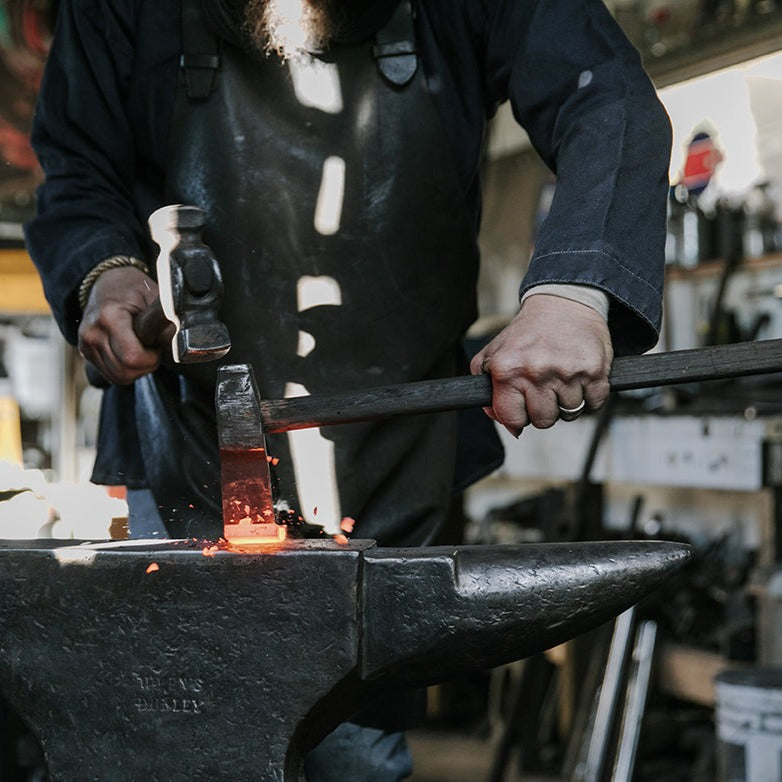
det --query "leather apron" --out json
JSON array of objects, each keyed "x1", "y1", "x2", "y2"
[{"x1": 134, "y1": 1, "x2": 487, "y2": 543}]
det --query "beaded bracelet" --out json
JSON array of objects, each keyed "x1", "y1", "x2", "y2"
[{"x1": 78, "y1": 255, "x2": 150, "y2": 312}]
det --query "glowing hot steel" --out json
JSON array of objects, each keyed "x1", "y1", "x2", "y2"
[
  {"x1": 201, "y1": 538, "x2": 288, "y2": 556},
  {"x1": 220, "y1": 446, "x2": 285, "y2": 544}
]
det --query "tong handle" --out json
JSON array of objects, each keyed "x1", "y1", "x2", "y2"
[{"x1": 258, "y1": 338, "x2": 782, "y2": 433}]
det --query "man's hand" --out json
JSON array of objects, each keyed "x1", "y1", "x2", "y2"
[
  {"x1": 78, "y1": 266, "x2": 165, "y2": 385},
  {"x1": 470, "y1": 294, "x2": 613, "y2": 437}
]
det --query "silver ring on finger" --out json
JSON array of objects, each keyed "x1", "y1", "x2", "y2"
[{"x1": 558, "y1": 399, "x2": 586, "y2": 422}]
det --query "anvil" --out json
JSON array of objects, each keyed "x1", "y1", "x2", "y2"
[{"x1": 0, "y1": 537, "x2": 689, "y2": 781}]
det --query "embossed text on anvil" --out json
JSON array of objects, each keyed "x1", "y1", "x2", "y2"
[{"x1": 134, "y1": 697, "x2": 204, "y2": 715}]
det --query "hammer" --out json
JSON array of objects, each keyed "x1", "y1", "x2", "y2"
[
  {"x1": 85, "y1": 204, "x2": 231, "y2": 387},
  {"x1": 218, "y1": 338, "x2": 782, "y2": 539}
]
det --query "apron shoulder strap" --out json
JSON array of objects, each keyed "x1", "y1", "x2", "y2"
[
  {"x1": 180, "y1": 0, "x2": 221, "y2": 100},
  {"x1": 373, "y1": 0, "x2": 417, "y2": 87}
]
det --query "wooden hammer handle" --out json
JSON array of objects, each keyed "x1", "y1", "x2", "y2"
[
  {"x1": 131, "y1": 299, "x2": 170, "y2": 347},
  {"x1": 258, "y1": 338, "x2": 782, "y2": 433}
]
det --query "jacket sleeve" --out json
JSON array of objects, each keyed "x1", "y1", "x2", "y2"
[
  {"x1": 483, "y1": 0, "x2": 672, "y2": 355},
  {"x1": 24, "y1": 0, "x2": 148, "y2": 345}
]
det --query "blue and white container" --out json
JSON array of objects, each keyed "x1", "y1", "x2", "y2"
[{"x1": 715, "y1": 668, "x2": 782, "y2": 782}]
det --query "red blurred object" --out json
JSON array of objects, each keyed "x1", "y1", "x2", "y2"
[{"x1": 680, "y1": 131, "x2": 723, "y2": 196}]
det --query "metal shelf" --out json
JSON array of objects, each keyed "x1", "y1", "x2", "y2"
[{"x1": 645, "y1": 16, "x2": 782, "y2": 87}]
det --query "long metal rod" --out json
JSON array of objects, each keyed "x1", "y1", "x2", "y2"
[
  {"x1": 577, "y1": 607, "x2": 637, "y2": 782},
  {"x1": 259, "y1": 338, "x2": 782, "y2": 433},
  {"x1": 612, "y1": 621, "x2": 658, "y2": 782}
]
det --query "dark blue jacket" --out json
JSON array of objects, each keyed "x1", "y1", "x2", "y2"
[{"x1": 25, "y1": 0, "x2": 671, "y2": 487}]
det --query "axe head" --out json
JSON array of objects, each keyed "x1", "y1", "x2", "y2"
[
  {"x1": 216, "y1": 364, "x2": 283, "y2": 543},
  {"x1": 148, "y1": 204, "x2": 231, "y2": 364}
]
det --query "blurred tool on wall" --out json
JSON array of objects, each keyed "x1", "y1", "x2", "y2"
[
  {"x1": 0, "y1": 354, "x2": 21, "y2": 466},
  {"x1": 0, "y1": 0, "x2": 54, "y2": 245}
]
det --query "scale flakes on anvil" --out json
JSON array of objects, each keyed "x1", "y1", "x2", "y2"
[{"x1": 216, "y1": 364, "x2": 286, "y2": 543}]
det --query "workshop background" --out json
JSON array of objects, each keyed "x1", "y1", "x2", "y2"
[{"x1": 2, "y1": 1, "x2": 782, "y2": 780}]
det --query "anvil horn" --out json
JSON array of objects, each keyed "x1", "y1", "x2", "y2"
[{"x1": 358, "y1": 541, "x2": 690, "y2": 684}]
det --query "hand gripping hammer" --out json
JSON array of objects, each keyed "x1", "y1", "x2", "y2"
[{"x1": 85, "y1": 204, "x2": 231, "y2": 387}]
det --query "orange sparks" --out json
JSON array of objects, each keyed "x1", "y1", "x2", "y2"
[
  {"x1": 202, "y1": 545, "x2": 219, "y2": 557},
  {"x1": 145, "y1": 562, "x2": 160, "y2": 574},
  {"x1": 340, "y1": 516, "x2": 355, "y2": 533}
]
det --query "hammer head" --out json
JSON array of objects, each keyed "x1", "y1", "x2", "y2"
[
  {"x1": 216, "y1": 364, "x2": 280, "y2": 542},
  {"x1": 148, "y1": 204, "x2": 231, "y2": 364}
]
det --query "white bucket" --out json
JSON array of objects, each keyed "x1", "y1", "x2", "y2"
[{"x1": 715, "y1": 668, "x2": 782, "y2": 782}]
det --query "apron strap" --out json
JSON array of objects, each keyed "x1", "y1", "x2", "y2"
[
  {"x1": 180, "y1": 0, "x2": 221, "y2": 100},
  {"x1": 373, "y1": 0, "x2": 417, "y2": 87}
]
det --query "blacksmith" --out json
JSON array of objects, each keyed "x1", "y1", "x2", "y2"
[{"x1": 25, "y1": 1, "x2": 671, "y2": 777}]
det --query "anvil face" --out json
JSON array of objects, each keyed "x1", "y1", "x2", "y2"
[
  {"x1": 0, "y1": 539, "x2": 690, "y2": 781},
  {"x1": 0, "y1": 539, "x2": 365, "y2": 781}
]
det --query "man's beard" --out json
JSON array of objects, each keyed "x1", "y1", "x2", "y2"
[{"x1": 244, "y1": 0, "x2": 344, "y2": 60}]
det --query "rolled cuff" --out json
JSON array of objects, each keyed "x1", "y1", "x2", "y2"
[
  {"x1": 520, "y1": 283, "x2": 609, "y2": 321},
  {"x1": 520, "y1": 247, "x2": 662, "y2": 356}
]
